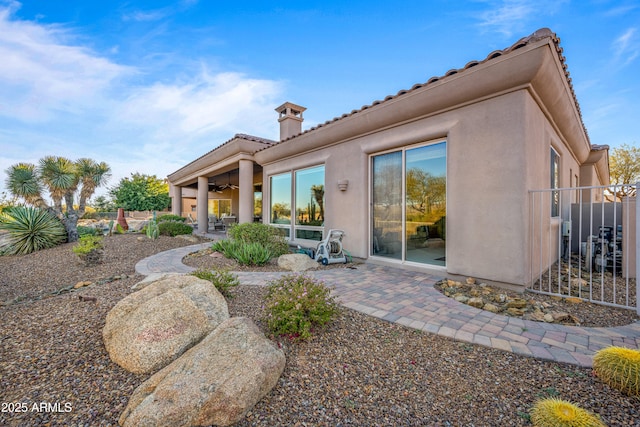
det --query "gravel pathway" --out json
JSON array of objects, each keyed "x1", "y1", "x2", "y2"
[{"x1": 1, "y1": 234, "x2": 639, "y2": 426}]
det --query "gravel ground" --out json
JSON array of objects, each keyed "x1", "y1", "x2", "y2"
[{"x1": 1, "y1": 234, "x2": 639, "y2": 426}]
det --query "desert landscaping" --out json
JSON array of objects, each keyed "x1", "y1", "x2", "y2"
[{"x1": 1, "y1": 233, "x2": 639, "y2": 426}]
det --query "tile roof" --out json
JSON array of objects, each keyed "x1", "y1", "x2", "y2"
[
  {"x1": 168, "y1": 133, "x2": 277, "y2": 177},
  {"x1": 267, "y1": 28, "x2": 590, "y2": 148}
]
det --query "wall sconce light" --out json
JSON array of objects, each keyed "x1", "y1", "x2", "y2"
[{"x1": 337, "y1": 179, "x2": 349, "y2": 191}]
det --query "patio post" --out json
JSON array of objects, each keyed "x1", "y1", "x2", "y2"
[
  {"x1": 197, "y1": 176, "x2": 209, "y2": 234},
  {"x1": 238, "y1": 159, "x2": 254, "y2": 224},
  {"x1": 636, "y1": 183, "x2": 639, "y2": 315},
  {"x1": 170, "y1": 184, "x2": 182, "y2": 217}
]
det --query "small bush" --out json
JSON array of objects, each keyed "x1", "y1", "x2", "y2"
[
  {"x1": 72, "y1": 235, "x2": 104, "y2": 266},
  {"x1": 0, "y1": 206, "x2": 67, "y2": 255},
  {"x1": 529, "y1": 398, "x2": 605, "y2": 427},
  {"x1": 228, "y1": 222, "x2": 289, "y2": 257},
  {"x1": 211, "y1": 238, "x2": 240, "y2": 256},
  {"x1": 157, "y1": 214, "x2": 186, "y2": 223},
  {"x1": 190, "y1": 268, "x2": 239, "y2": 297},
  {"x1": 593, "y1": 346, "x2": 640, "y2": 396},
  {"x1": 158, "y1": 221, "x2": 193, "y2": 236},
  {"x1": 77, "y1": 226, "x2": 98, "y2": 237},
  {"x1": 231, "y1": 241, "x2": 273, "y2": 265},
  {"x1": 264, "y1": 274, "x2": 339, "y2": 341},
  {"x1": 211, "y1": 239, "x2": 273, "y2": 266}
]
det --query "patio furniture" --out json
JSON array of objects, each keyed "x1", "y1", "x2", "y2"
[
  {"x1": 208, "y1": 215, "x2": 224, "y2": 231},
  {"x1": 222, "y1": 215, "x2": 237, "y2": 231},
  {"x1": 187, "y1": 213, "x2": 197, "y2": 228}
]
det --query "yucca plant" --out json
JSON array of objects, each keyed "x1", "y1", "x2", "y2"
[
  {"x1": 0, "y1": 206, "x2": 67, "y2": 255},
  {"x1": 593, "y1": 346, "x2": 640, "y2": 396},
  {"x1": 530, "y1": 398, "x2": 606, "y2": 427}
]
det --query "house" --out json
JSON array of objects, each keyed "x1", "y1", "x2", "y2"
[{"x1": 167, "y1": 28, "x2": 610, "y2": 288}]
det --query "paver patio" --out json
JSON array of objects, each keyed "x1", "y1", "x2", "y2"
[{"x1": 135, "y1": 242, "x2": 640, "y2": 368}]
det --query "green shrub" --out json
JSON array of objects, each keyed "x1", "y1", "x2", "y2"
[
  {"x1": 158, "y1": 221, "x2": 193, "y2": 236},
  {"x1": 263, "y1": 274, "x2": 339, "y2": 341},
  {"x1": 77, "y1": 225, "x2": 98, "y2": 237},
  {"x1": 72, "y1": 235, "x2": 104, "y2": 266},
  {"x1": 157, "y1": 214, "x2": 186, "y2": 223},
  {"x1": 211, "y1": 238, "x2": 241, "y2": 256},
  {"x1": 0, "y1": 207, "x2": 67, "y2": 255},
  {"x1": 211, "y1": 239, "x2": 273, "y2": 266},
  {"x1": 593, "y1": 346, "x2": 640, "y2": 396},
  {"x1": 529, "y1": 398, "x2": 605, "y2": 427},
  {"x1": 189, "y1": 268, "x2": 239, "y2": 297},
  {"x1": 231, "y1": 241, "x2": 273, "y2": 265},
  {"x1": 228, "y1": 222, "x2": 289, "y2": 257}
]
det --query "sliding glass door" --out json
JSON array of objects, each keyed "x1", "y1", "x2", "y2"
[{"x1": 371, "y1": 141, "x2": 446, "y2": 266}]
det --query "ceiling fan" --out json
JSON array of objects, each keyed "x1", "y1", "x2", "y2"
[
  {"x1": 208, "y1": 173, "x2": 238, "y2": 192},
  {"x1": 218, "y1": 172, "x2": 239, "y2": 190}
]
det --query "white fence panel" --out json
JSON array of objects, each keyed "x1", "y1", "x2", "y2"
[{"x1": 528, "y1": 183, "x2": 638, "y2": 314}]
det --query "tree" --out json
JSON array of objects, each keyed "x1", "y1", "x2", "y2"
[
  {"x1": 91, "y1": 195, "x2": 117, "y2": 212},
  {"x1": 5, "y1": 156, "x2": 111, "y2": 242},
  {"x1": 311, "y1": 184, "x2": 325, "y2": 221},
  {"x1": 606, "y1": 143, "x2": 639, "y2": 200},
  {"x1": 110, "y1": 173, "x2": 170, "y2": 212}
]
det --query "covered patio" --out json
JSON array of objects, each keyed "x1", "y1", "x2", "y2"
[{"x1": 167, "y1": 134, "x2": 275, "y2": 234}]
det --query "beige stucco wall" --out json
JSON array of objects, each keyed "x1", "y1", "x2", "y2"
[{"x1": 260, "y1": 88, "x2": 572, "y2": 285}]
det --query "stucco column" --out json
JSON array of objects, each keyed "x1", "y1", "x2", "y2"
[
  {"x1": 170, "y1": 184, "x2": 182, "y2": 216},
  {"x1": 238, "y1": 160, "x2": 254, "y2": 224},
  {"x1": 197, "y1": 176, "x2": 209, "y2": 234}
]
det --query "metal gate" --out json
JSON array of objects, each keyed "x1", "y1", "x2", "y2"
[{"x1": 528, "y1": 183, "x2": 638, "y2": 314}]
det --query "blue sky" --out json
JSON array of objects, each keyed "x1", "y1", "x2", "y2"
[{"x1": 1, "y1": 0, "x2": 638, "y2": 199}]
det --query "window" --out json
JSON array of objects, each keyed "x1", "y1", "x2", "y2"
[
  {"x1": 371, "y1": 141, "x2": 446, "y2": 266},
  {"x1": 270, "y1": 165, "x2": 325, "y2": 241},
  {"x1": 254, "y1": 184, "x2": 262, "y2": 219},
  {"x1": 208, "y1": 199, "x2": 231, "y2": 217},
  {"x1": 550, "y1": 147, "x2": 559, "y2": 217},
  {"x1": 270, "y1": 173, "x2": 291, "y2": 225}
]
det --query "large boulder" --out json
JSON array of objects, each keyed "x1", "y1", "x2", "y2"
[
  {"x1": 103, "y1": 275, "x2": 229, "y2": 374},
  {"x1": 119, "y1": 317, "x2": 286, "y2": 427},
  {"x1": 277, "y1": 253, "x2": 319, "y2": 272}
]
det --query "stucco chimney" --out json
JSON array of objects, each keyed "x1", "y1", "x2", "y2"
[{"x1": 275, "y1": 102, "x2": 306, "y2": 141}]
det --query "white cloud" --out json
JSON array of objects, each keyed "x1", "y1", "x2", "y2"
[
  {"x1": 117, "y1": 68, "x2": 283, "y2": 141},
  {"x1": 612, "y1": 28, "x2": 639, "y2": 66},
  {"x1": 0, "y1": 4, "x2": 134, "y2": 122},
  {"x1": 0, "y1": 2, "x2": 285, "y2": 198},
  {"x1": 475, "y1": 0, "x2": 567, "y2": 37}
]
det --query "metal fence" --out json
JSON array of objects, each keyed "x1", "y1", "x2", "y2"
[{"x1": 528, "y1": 183, "x2": 638, "y2": 314}]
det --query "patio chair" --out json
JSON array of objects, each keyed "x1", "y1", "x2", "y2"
[
  {"x1": 187, "y1": 213, "x2": 197, "y2": 228},
  {"x1": 222, "y1": 215, "x2": 237, "y2": 231},
  {"x1": 208, "y1": 215, "x2": 224, "y2": 231}
]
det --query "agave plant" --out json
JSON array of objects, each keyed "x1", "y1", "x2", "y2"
[{"x1": 0, "y1": 206, "x2": 67, "y2": 255}]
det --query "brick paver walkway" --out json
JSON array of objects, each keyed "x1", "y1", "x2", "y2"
[{"x1": 135, "y1": 243, "x2": 640, "y2": 368}]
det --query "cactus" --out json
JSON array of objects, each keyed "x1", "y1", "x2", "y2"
[
  {"x1": 530, "y1": 398, "x2": 605, "y2": 427},
  {"x1": 146, "y1": 220, "x2": 159, "y2": 240},
  {"x1": 593, "y1": 346, "x2": 640, "y2": 396}
]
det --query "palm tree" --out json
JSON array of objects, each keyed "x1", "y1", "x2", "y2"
[{"x1": 4, "y1": 156, "x2": 111, "y2": 242}]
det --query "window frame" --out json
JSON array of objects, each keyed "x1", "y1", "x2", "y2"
[
  {"x1": 269, "y1": 164, "x2": 325, "y2": 242},
  {"x1": 550, "y1": 146, "x2": 560, "y2": 217}
]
